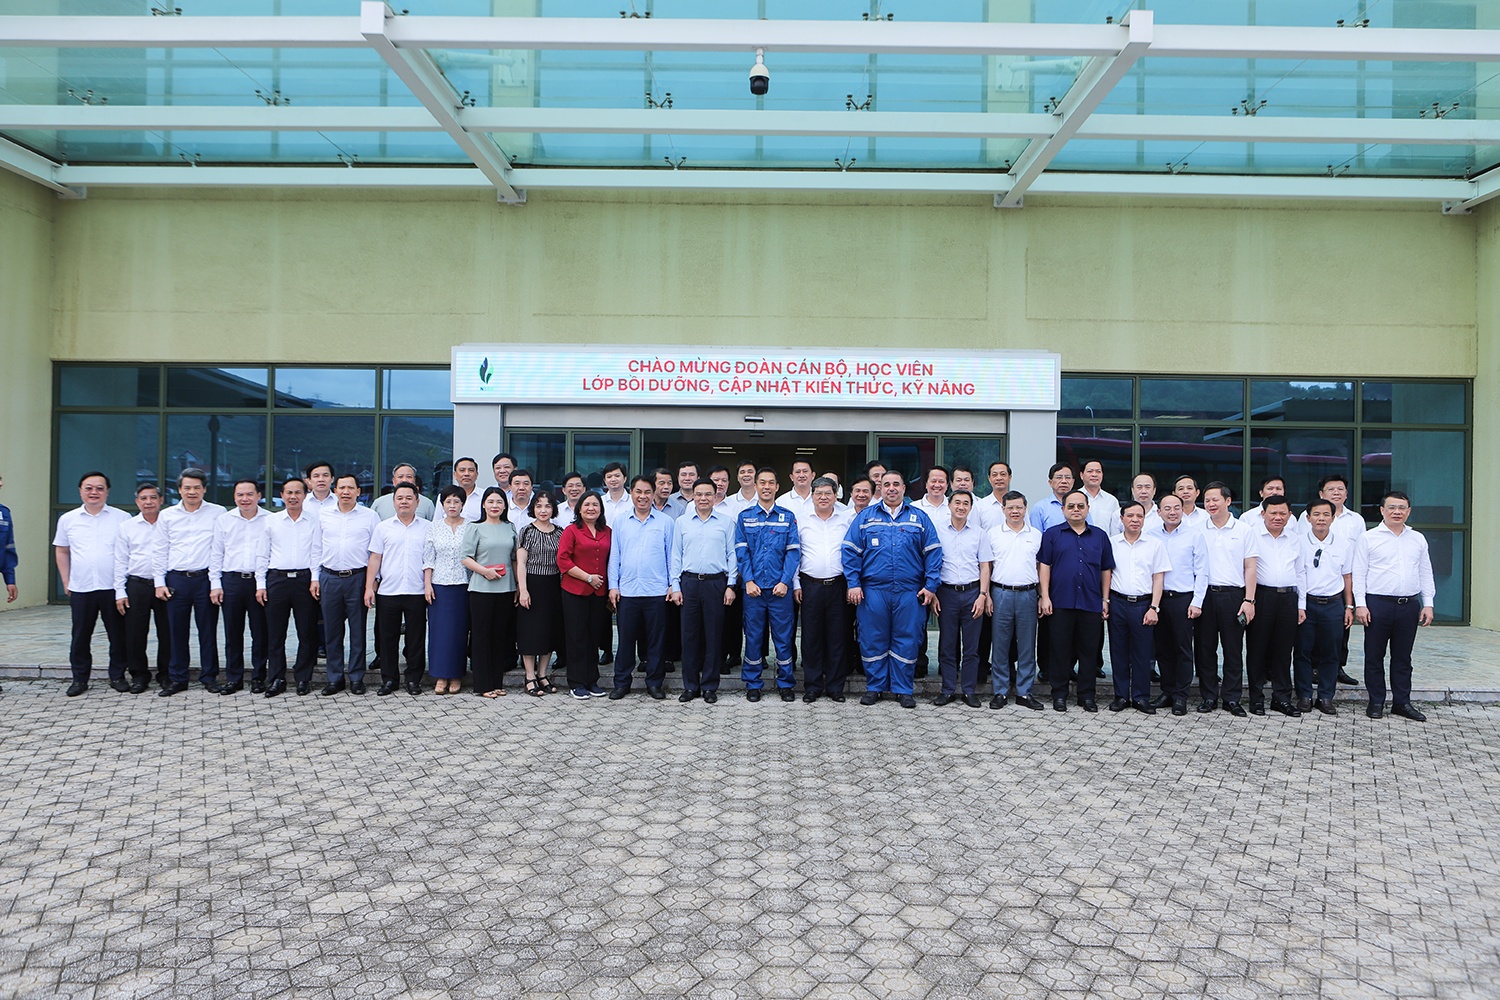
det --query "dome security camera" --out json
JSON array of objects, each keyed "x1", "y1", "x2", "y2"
[{"x1": 749, "y1": 48, "x2": 769, "y2": 96}]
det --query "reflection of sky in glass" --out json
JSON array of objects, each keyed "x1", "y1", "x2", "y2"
[{"x1": 274, "y1": 369, "x2": 377, "y2": 409}]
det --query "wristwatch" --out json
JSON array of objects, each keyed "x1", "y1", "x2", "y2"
[{"x1": 1149, "y1": 605, "x2": 1159, "y2": 612}]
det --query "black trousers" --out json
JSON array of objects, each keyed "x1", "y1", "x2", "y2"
[
  {"x1": 220, "y1": 574, "x2": 267, "y2": 686},
  {"x1": 469, "y1": 590, "x2": 516, "y2": 693},
  {"x1": 376, "y1": 593, "x2": 427, "y2": 684},
  {"x1": 69, "y1": 589, "x2": 125, "y2": 684},
  {"x1": 562, "y1": 589, "x2": 608, "y2": 690},
  {"x1": 1153, "y1": 592, "x2": 1194, "y2": 701},
  {"x1": 1107, "y1": 594, "x2": 1153, "y2": 703},
  {"x1": 1194, "y1": 587, "x2": 1245, "y2": 704},
  {"x1": 166, "y1": 569, "x2": 219, "y2": 686},
  {"x1": 1049, "y1": 608, "x2": 1102, "y2": 700},
  {"x1": 614, "y1": 595, "x2": 666, "y2": 691},
  {"x1": 122, "y1": 575, "x2": 168, "y2": 684},
  {"x1": 1295, "y1": 596, "x2": 1345, "y2": 703},
  {"x1": 266, "y1": 570, "x2": 318, "y2": 686},
  {"x1": 1364, "y1": 593, "x2": 1421, "y2": 707},
  {"x1": 1246, "y1": 589, "x2": 1297, "y2": 705},
  {"x1": 679, "y1": 573, "x2": 728, "y2": 693},
  {"x1": 936, "y1": 583, "x2": 983, "y2": 695},
  {"x1": 799, "y1": 575, "x2": 849, "y2": 696}
]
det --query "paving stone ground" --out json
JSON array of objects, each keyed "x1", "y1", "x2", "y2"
[{"x1": 2, "y1": 677, "x2": 1498, "y2": 999}]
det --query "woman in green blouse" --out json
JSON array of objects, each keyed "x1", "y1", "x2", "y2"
[{"x1": 461, "y1": 486, "x2": 517, "y2": 698}]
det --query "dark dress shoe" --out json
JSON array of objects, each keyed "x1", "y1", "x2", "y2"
[
  {"x1": 157, "y1": 681, "x2": 188, "y2": 697},
  {"x1": 1391, "y1": 702, "x2": 1427, "y2": 722},
  {"x1": 1270, "y1": 699, "x2": 1300, "y2": 717},
  {"x1": 1079, "y1": 699, "x2": 1098, "y2": 713},
  {"x1": 1095, "y1": 666, "x2": 1107, "y2": 678},
  {"x1": 1366, "y1": 702, "x2": 1384, "y2": 719},
  {"x1": 1296, "y1": 697, "x2": 1313, "y2": 713},
  {"x1": 405, "y1": 679, "x2": 422, "y2": 696},
  {"x1": 201, "y1": 681, "x2": 222, "y2": 694},
  {"x1": 1132, "y1": 699, "x2": 1156, "y2": 715},
  {"x1": 1338, "y1": 670, "x2": 1359, "y2": 685},
  {"x1": 377, "y1": 680, "x2": 400, "y2": 696},
  {"x1": 1196, "y1": 700, "x2": 1217, "y2": 714},
  {"x1": 66, "y1": 681, "x2": 89, "y2": 697},
  {"x1": 779, "y1": 689, "x2": 795, "y2": 703},
  {"x1": 219, "y1": 682, "x2": 243, "y2": 696},
  {"x1": 989, "y1": 695, "x2": 1007, "y2": 709},
  {"x1": 827, "y1": 692, "x2": 845, "y2": 703},
  {"x1": 321, "y1": 680, "x2": 345, "y2": 696},
  {"x1": 1171, "y1": 699, "x2": 1188, "y2": 716},
  {"x1": 647, "y1": 687, "x2": 666, "y2": 700},
  {"x1": 1053, "y1": 697, "x2": 1067, "y2": 712},
  {"x1": 1314, "y1": 698, "x2": 1337, "y2": 716},
  {"x1": 963, "y1": 694, "x2": 982, "y2": 708},
  {"x1": 678, "y1": 690, "x2": 698, "y2": 703},
  {"x1": 109, "y1": 678, "x2": 131, "y2": 693},
  {"x1": 1225, "y1": 702, "x2": 1248, "y2": 718},
  {"x1": 608, "y1": 687, "x2": 629, "y2": 700},
  {"x1": 128, "y1": 680, "x2": 148, "y2": 694},
  {"x1": 933, "y1": 693, "x2": 956, "y2": 707},
  {"x1": 250, "y1": 680, "x2": 267, "y2": 694},
  {"x1": 599, "y1": 651, "x2": 613, "y2": 665},
  {"x1": 897, "y1": 695, "x2": 917, "y2": 709},
  {"x1": 1016, "y1": 696, "x2": 1045, "y2": 711},
  {"x1": 349, "y1": 681, "x2": 366, "y2": 695},
  {"x1": 859, "y1": 691, "x2": 880, "y2": 706},
  {"x1": 264, "y1": 680, "x2": 287, "y2": 698},
  {"x1": 703, "y1": 691, "x2": 718, "y2": 704},
  {"x1": 297, "y1": 682, "x2": 311, "y2": 696},
  {"x1": 1246, "y1": 701, "x2": 1265, "y2": 715},
  {"x1": 747, "y1": 689, "x2": 763, "y2": 703},
  {"x1": 802, "y1": 692, "x2": 820, "y2": 704},
  {"x1": 1108, "y1": 697, "x2": 1130, "y2": 713},
  {"x1": 1149, "y1": 693, "x2": 1173, "y2": 709}
]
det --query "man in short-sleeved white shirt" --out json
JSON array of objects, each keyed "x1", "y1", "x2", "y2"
[{"x1": 54, "y1": 471, "x2": 130, "y2": 695}]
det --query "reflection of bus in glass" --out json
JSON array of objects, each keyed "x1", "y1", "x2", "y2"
[{"x1": 1056, "y1": 433, "x2": 1351, "y2": 501}]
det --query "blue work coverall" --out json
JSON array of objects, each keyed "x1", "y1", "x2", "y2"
[
  {"x1": 842, "y1": 502, "x2": 942, "y2": 695},
  {"x1": 735, "y1": 503, "x2": 801, "y2": 690}
]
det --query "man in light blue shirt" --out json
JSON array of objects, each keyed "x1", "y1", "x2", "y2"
[
  {"x1": 1030, "y1": 463, "x2": 1095, "y2": 532},
  {"x1": 669, "y1": 482, "x2": 738, "y2": 703},
  {"x1": 608, "y1": 475, "x2": 675, "y2": 700}
]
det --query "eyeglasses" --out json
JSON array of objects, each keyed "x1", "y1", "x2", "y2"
[{"x1": 1313, "y1": 548, "x2": 1322, "y2": 569}]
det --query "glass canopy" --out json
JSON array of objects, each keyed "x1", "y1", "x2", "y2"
[{"x1": 2, "y1": 2, "x2": 1499, "y2": 208}]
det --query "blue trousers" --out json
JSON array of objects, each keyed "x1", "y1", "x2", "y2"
[
  {"x1": 741, "y1": 590, "x2": 795, "y2": 691},
  {"x1": 1295, "y1": 596, "x2": 1345, "y2": 702},
  {"x1": 936, "y1": 583, "x2": 983, "y2": 695},
  {"x1": 614, "y1": 595, "x2": 666, "y2": 691},
  {"x1": 857, "y1": 586, "x2": 926, "y2": 696},
  {"x1": 320, "y1": 570, "x2": 367, "y2": 686},
  {"x1": 166, "y1": 569, "x2": 219, "y2": 686},
  {"x1": 1107, "y1": 595, "x2": 1153, "y2": 703},
  {"x1": 991, "y1": 587, "x2": 1038, "y2": 697}
]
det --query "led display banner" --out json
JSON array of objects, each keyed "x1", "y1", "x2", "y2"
[{"x1": 452, "y1": 345, "x2": 1059, "y2": 411}]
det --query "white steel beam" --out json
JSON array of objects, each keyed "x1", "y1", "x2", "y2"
[
  {"x1": 0, "y1": 105, "x2": 440, "y2": 132},
  {"x1": 1148, "y1": 23, "x2": 1500, "y2": 62},
  {"x1": 0, "y1": 15, "x2": 359, "y2": 48},
  {"x1": 359, "y1": 2, "x2": 522, "y2": 204},
  {"x1": 997, "y1": 9, "x2": 1152, "y2": 209},
  {"x1": 1446, "y1": 164, "x2": 1500, "y2": 214},
  {"x1": 0, "y1": 135, "x2": 80, "y2": 197}
]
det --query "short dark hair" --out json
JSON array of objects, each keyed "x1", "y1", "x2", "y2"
[
  {"x1": 562, "y1": 471, "x2": 585, "y2": 488},
  {"x1": 1258, "y1": 475, "x2": 1286, "y2": 492},
  {"x1": 491, "y1": 452, "x2": 515, "y2": 468},
  {"x1": 1304, "y1": 498, "x2": 1335, "y2": 516},
  {"x1": 231, "y1": 477, "x2": 260, "y2": 493},
  {"x1": 926, "y1": 465, "x2": 950, "y2": 484},
  {"x1": 303, "y1": 460, "x2": 334, "y2": 479},
  {"x1": 1174, "y1": 474, "x2": 1198, "y2": 490},
  {"x1": 439, "y1": 484, "x2": 467, "y2": 505},
  {"x1": 135, "y1": 481, "x2": 160, "y2": 497},
  {"x1": 179, "y1": 468, "x2": 207, "y2": 487},
  {"x1": 1318, "y1": 474, "x2": 1350, "y2": 491},
  {"x1": 1203, "y1": 480, "x2": 1232, "y2": 501},
  {"x1": 949, "y1": 489, "x2": 974, "y2": 504},
  {"x1": 677, "y1": 460, "x2": 700, "y2": 475},
  {"x1": 755, "y1": 466, "x2": 778, "y2": 480},
  {"x1": 850, "y1": 477, "x2": 873, "y2": 493},
  {"x1": 630, "y1": 475, "x2": 656, "y2": 492},
  {"x1": 527, "y1": 491, "x2": 554, "y2": 517},
  {"x1": 1261, "y1": 494, "x2": 1290, "y2": 511},
  {"x1": 575, "y1": 492, "x2": 606, "y2": 531},
  {"x1": 78, "y1": 471, "x2": 110, "y2": 488},
  {"x1": 989, "y1": 461, "x2": 1012, "y2": 476},
  {"x1": 791, "y1": 459, "x2": 813, "y2": 474},
  {"x1": 737, "y1": 459, "x2": 757, "y2": 473},
  {"x1": 1081, "y1": 459, "x2": 1104, "y2": 474},
  {"x1": 509, "y1": 468, "x2": 532, "y2": 484},
  {"x1": 651, "y1": 468, "x2": 673, "y2": 483},
  {"x1": 705, "y1": 465, "x2": 729, "y2": 479},
  {"x1": 335, "y1": 474, "x2": 361, "y2": 489},
  {"x1": 1062, "y1": 489, "x2": 1090, "y2": 506},
  {"x1": 1382, "y1": 490, "x2": 1411, "y2": 506},
  {"x1": 951, "y1": 463, "x2": 973, "y2": 479},
  {"x1": 692, "y1": 480, "x2": 717, "y2": 494},
  {"x1": 602, "y1": 461, "x2": 627, "y2": 477},
  {"x1": 1119, "y1": 499, "x2": 1144, "y2": 516},
  {"x1": 863, "y1": 460, "x2": 887, "y2": 476},
  {"x1": 276, "y1": 479, "x2": 304, "y2": 495},
  {"x1": 453, "y1": 456, "x2": 478, "y2": 472},
  {"x1": 1048, "y1": 463, "x2": 1074, "y2": 480},
  {"x1": 392, "y1": 482, "x2": 420, "y2": 499},
  {"x1": 1001, "y1": 490, "x2": 1026, "y2": 505}
]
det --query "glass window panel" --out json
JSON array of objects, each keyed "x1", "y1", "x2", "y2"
[
  {"x1": 58, "y1": 366, "x2": 159, "y2": 408},
  {"x1": 1249, "y1": 429, "x2": 1355, "y2": 510},
  {"x1": 1139, "y1": 379, "x2": 1245, "y2": 421},
  {"x1": 1137, "y1": 426, "x2": 1245, "y2": 504},
  {"x1": 382, "y1": 368, "x2": 451, "y2": 410},
  {"x1": 55, "y1": 414, "x2": 159, "y2": 506},
  {"x1": 1250, "y1": 380, "x2": 1355, "y2": 422},
  {"x1": 166, "y1": 368, "x2": 269, "y2": 409},
  {"x1": 876, "y1": 437, "x2": 936, "y2": 500},
  {"x1": 273, "y1": 368, "x2": 377, "y2": 409},
  {"x1": 271, "y1": 414, "x2": 375, "y2": 506},
  {"x1": 1359, "y1": 430, "x2": 1466, "y2": 524},
  {"x1": 1422, "y1": 530, "x2": 1465, "y2": 624},
  {"x1": 940, "y1": 437, "x2": 1005, "y2": 497},
  {"x1": 508, "y1": 433, "x2": 567, "y2": 495},
  {"x1": 164, "y1": 414, "x2": 268, "y2": 507},
  {"x1": 1361, "y1": 381, "x2": 1466, "y2": 424},
  {"x1": 1055, "y1": 426, "x2": 1134, "y2": 484},
  {"x1": 1059, "y1": 377, "x2": 1132, "y2": 420},
  {"x1": 573, "y1": 433, "x2": 632, "y2": 492},
  {"x1": 380, "y1": 415, "x2": 453, "y2": 501}
]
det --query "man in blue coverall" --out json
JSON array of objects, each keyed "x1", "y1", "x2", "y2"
[
  {"x1": 736, "y1": 467, "x2": 801, "y2": 702},
  {"x1": 843, "y1": 471, "x2": 942, "y2": 709}
]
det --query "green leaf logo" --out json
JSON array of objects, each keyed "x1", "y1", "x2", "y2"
[{"x1": 478, "y1": 357, "x2": 492, "y2": 385}]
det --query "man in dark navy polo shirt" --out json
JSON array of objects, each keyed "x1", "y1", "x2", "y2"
[{"x1": 1038, "y1": 489, "x2": 1115, "y2": 713}]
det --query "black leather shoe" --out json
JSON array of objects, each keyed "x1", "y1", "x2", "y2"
[
  {"x1": 802, "y1": 691, "x2": 820, "y2": 704},
  {"x1": 349, "y1": 681, "x2": 366, "y2": 695},
  {"x1": 989, "y1": 695, "x2": 1007, "y2": 709},
  {"x1": 1366, "y1": 702, "x2": 1384, "y2": 719},
  {"x1": 1171, "y1": 699, "x2": 1188, "y2": 716},
  {"x1": 1053, "y1": 697, "x2": 1067, "y2": 712},
  {"x1": 157, "y1": 681, "x2": 188, "y2": 697},
  {"x1": 1391, "y1": 702, "x2": 1427, "y2": 722},
  {"x1": 1149, "y1": 693, "x2": 1173, "y2": 709},
  {"x1": 1338, "y1": 670, "x2": 1360, "y2": 686},
  {"x1": 859, "y1": 691, "x2": 880, "y2": 706},
  {"x1": 376, "y1": 680, "x2": 399, "y2": 696},
  {"x1": 66, "y1": 681, "x2": 88, "y2": 697},
  {"x1": 1080, "y1": 699, "x2": 1098, "y2": 713},
  {"x1": 1247, "y1": 702, "x2": 1266, "y2": 716},
  {"x1": 647, "y1": 687, "x2": 666, "y2": 700},
  {"x1": 201, "y1": 680, "x2": 221, "y2": 694},
  {"x1": 747, "y1": 689, "x2": 762, "y2": 703},
  {"x1": 933, "y1": 693, "x2": 956, "y2": 707},
  {"x1": 1196, "y1": 700, "x2": 1217, "y2": 714},
  {"x1": 1314, "y1": 698, "x2": 1337, "y2": 716},
  {"x1": 599, "y1": 651, "x2": 613, "y2": 666},
  {"x1": 250, "y1": 680, "x2": 267, "y2": 694},
  {"x1": 608, "y1": 687, "x2": 628, "y2": 700},
  {"x1": 109, "y1": 678, "x2": 131, "y2": 693},
  {"x1": 1296, "y1": 697, "x2": 1313, "y2": 714},
  {"x1": 963, "y1": 694, "x2": 982, "y2": 708},
  {"x1": 827, "y1": 692, "x2": 845, "y2": 703},
  {"x1": 297, "y1": 681, "x2": 311, "y2": 696},
  {"x1": 1133, "y1": 699, "x2": 1157, "y2": 715},
  {"x1": 898, "y1": 695, "x2": 917, "y2": 709},
  {"x1": 405, "y1": 679, "x2": 422, "y2": 696},
  {"x1": 1016, "y1": 696, "x2": 1045, "y2": 711},
  {"x1": 1225, "y1": 702, "x2": 1248, "y2": 718},
  {"x1": 128, "y1": 680, "x2": 148, "y2": 694},
  {"x1": 1270, "y1": 699, "x2": 1300, "y2": 717},
  {"x1": 703, "y1": 691, "x2": 718, "y2": 704},
  {"x1": 219, "y1": 682, "x2": 243, "y2": 696},
  {"x1": 264, "y1": 680, "x2": 287, "y2": 698},
  {"x1": 1108, "y1": 697, "x2": 1129, "y2": 713},
  {"x1": 321, "y1": 680, "x2": 345, "y2": 696},
  {"x1": 779, "y1": 689, "x2": 795, "y2": 703}
]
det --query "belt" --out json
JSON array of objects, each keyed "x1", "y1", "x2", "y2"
[
  {"x1": 1110, "y1": 592, "x2": 1150, "y2": 603},
  {"x1": 1261, "y1": 586, "x2": 1296, "y2": 595},
  {"x1": 168, "y1": 568, "x2": 207, "y2": 577},
  {"x1": 321, "y1": 566, "x2": 365, "y2": 578},
  {"x1": 687, "y1": 572, "x2": 727, "y2": 581},
  {"x1": 1368, "y1": 593, "x2": 1420, "y2": 604},
  {"x1": 799, "y1": 574, "x2": 844, "y2": 586},
  {"x1": 1307, "y1": 594, "x2": 1344, "y2": 604},
  {"x1": 1207, "y1": 585, "x2": 1244, "y2": 594},
  {"x1": 994, "y1": 583, "x2": 1037, "y2": 592},
  {"x1": 941, "y1": 581, "x2": 980, "y2": 592},
  {"x1": 127, "y1": 574, "x2": 153, "y2": 584},
  {"x1": 1160, "y1": 590, "x2": 1191, "y2": 599},
  {"x1": 268, "y1": 569, "x2": 311, "y2": 579},
  {"x1": 225, "y1": 572, "x2": 255, "y2": 581}
]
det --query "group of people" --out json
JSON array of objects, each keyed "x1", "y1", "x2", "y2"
[{"x1": 39, "y1": 452, "x2": 1437, "y2": 721}]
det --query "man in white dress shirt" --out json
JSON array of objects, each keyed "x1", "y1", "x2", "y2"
[
  {"x1": 912, "y1": 466, "x2": 950, "y2": 521},
  {"x1": 316, "y1": 473, "x2": 381, "y2": 696},
  {"x1": 257, "y1": 478, "x2": 320, "y2": 696},
  {"x1": 114, "y1": 482, "x2": 170, "y2": 692},
  {"x1": 1173, "y1": 475, "x2": 1209, "y2": 530},
  {"x1": 773, "y1": 460, "x2": 816, "y2": 520},
  {"x1": 971, "y1": 462, "x2": 1011, "y2": 532},
  {"x1": 1146, "y1": 494, "x2": 1206, "y2": 716},
  {"x1": 1354, "y1": 490, "x2": 1435, "y2": 722},
  {"x1": 932, "y1": 490, "x2": 992, "y2": 708},
  {"x1": 153, "y1": 468, "x2": 228, "y2": 696},
  {"x1": 1106, "y1": 500, "x2": 1169, "y2": 714},
  {"x1": 1293, "y1": 498, "x2": 1354, "y2": 715},
  {"x1": 1239, "y1": 476, "x2": 1287, "y2": 531},
  {"x1": 794, "y1": 477, "x2": 853, "y2": 703},
  {"x1": 555, "y1": 471, "x2": 587, "y2": 527},
  {"x1": 449, "y1": 457, "x2": 483, "y2": 521},
  {"x1": 1191, "y1": 482, "x2": 1258, "y2": 717},
  {"x1": 54, "y1": 471, "x2": 130, "y2": 696},
  {"x1": 1080, "y1": 460, "x2": 1122, "y2": 537},
  {"x1": 601, "y1": 462, "x2": 633, "y2": 527},
  {"x1": 1243, "y1": 495, "x2": 1302, "y2": 716},
  {"x1": 985, "y1": 491, "x2": 1044, "y2": 710},
  {"x1": 210, "y1": 478, "x2": 270, "y2": 695},
  {"x1": 366, "y1": 482, "x2": 429, "y2": 698},
  {"x1": 302, "y1": 460, "x2": 336, "y2": 514},
  {"x1": 1298, "y1": 473, "x2": 1367, "y2": 685},
  {"x1": 508, "y1": 469, "x2": 536, "y2": 534}
]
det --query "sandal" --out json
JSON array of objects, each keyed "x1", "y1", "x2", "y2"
[
  {"x1": 525, "y1": 678, "x2": 545, "y2": 697},
  {"x1": 538, "y1": 676, "x2": 558, "y2": 694},
  {"x1": 481, "y1": 688, "x2": 506, "y2": 699}
]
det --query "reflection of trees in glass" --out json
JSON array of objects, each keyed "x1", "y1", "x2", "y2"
[
  {"x1": 382, "y1": 416, "x2": 453, "y2": 496},
  {"x1": 1060, "y1": 378, "x2": 1131, "y2": 419}
]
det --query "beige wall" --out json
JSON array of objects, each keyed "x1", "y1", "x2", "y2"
[{"x1": 0, "y1": 170, "x2": 57, "y2": 611}]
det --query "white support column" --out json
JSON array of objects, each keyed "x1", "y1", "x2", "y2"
[
  {"x1": 360, "y1": 1, "x2": 525, "y2": 204},
  {"x1": 453, "y1": 403, "x2": 504, "y2": 474},
  {"x1": 996, "y1": 9, "x2": 1153, "y2": 209},
  {"x1": 1006, "y1": 409, "x2": 1060, "y2": 518}
]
